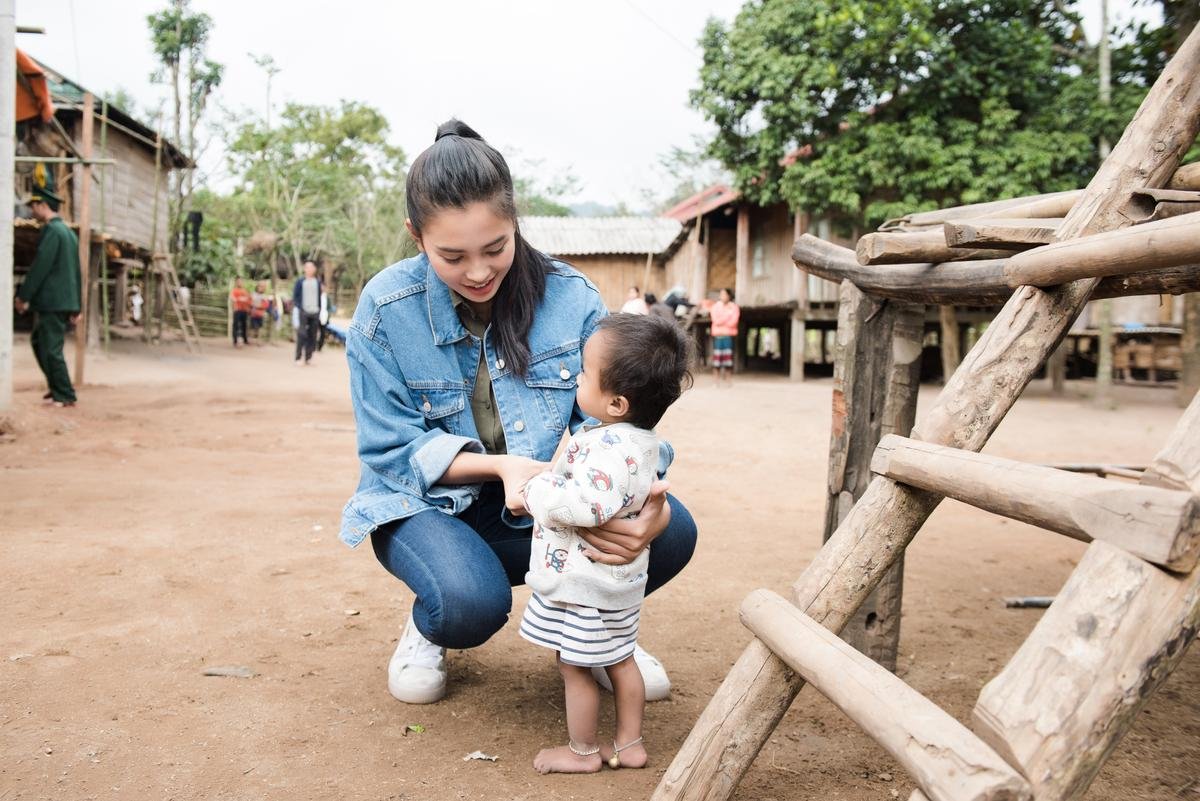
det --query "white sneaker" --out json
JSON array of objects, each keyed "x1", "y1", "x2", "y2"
[
  {"x1": 387, "y1": 615, "x2": 447, "y2": 704},
  {"x1": 591, "y1": 644, "x2": 671, "y2": 701}
]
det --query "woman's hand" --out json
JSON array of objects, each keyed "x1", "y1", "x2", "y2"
[
  {"x1": 496, "y1": 455, "x2": 550, "y2": 514},
  {"x1": 579, "y1": 480, "x2": 671, "y2": 565}
]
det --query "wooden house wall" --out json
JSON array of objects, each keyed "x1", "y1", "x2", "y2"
[
  {"x1": 70, "y1": 121, "x2": 169, "y2": 252},
  {"x1": 737, "y1": 203, "x2": 796, "y2": 307},
  {"x1": 706, "y1": 227, "x2": 736, "y2": 299},
  {"x1": 568, "y1": 254, "x2": 668, "y2": 311}
]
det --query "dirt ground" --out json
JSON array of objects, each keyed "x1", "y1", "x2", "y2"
[{"x1": 1, "y1": 332, "x2": 1197, "y2": 801}]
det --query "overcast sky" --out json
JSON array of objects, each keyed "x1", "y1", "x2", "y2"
[{"x1": 18, "y1": 1, "x2": 1159, "y2": 209}]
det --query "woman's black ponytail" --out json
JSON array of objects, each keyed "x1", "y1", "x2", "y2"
[{"x1": 407, "y1": 119, "x2": 551, "y2": 377}]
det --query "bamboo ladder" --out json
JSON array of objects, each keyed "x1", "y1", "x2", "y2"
[
  {"x1": 151, "y1": 252, "x2": 201, "y2": 353},
  {"x1": 654, "y1": 23, "x2": 1200, "y2": 801}
]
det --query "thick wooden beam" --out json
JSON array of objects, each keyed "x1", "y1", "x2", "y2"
[
  {"x1": 973, "y1": 390, "x2": 1200, "y2": 800},
  {"x1": 655, "y1": 25, "x2": 1200, "y2": 801},
  {"x1": 741, "y1": 590, "x2": 1032, "y2": 801},
  {"x1": 823, "y1": 282, "x2": 922, "y2": 668},
  {"x1": 1005, "y1": 211, "x2": 1200, "y2": 287},
  {"x1": 858, "y1": 229, "x2": 1010, "y2": 265},
  {"x1": 943, "y1": 218, "x2": 1061, "y2": 250},
  {"x1": 1130, "y1": 187, "x2": 1200, "y2": 222},
  {"x1": 791, "y1": 234, "x2": 1200, "y2": 305},
  {"x1": 872, "y1": 434, "x2": 1200, "y2": 572}
]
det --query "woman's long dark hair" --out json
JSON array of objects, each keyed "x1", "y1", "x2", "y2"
[{"x1": 406, "y1": 119, "x2": 552, "y2": 377}]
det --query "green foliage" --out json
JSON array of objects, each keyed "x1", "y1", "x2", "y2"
[
  {"x1": 508, "y1": 152, "x2": 580, "y2": 217},
  {"x1": 691, "y1": 0, "x2": 1167, "y2": 228},
  {"x1": 221, "y1": 100, "x2": 414, "y2": 290}
]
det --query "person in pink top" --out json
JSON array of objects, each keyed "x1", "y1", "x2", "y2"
[{"x1": 709, "y1": 288, "x2": 740, "y2": 385}]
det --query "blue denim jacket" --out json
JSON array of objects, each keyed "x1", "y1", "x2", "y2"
[{"x1": 340, "y1": 253, "x2": 672, "y2": 548}]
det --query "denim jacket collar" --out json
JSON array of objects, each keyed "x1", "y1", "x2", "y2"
[{"x1": 423, "y1": 254, "x2": 470, "y2": 346}]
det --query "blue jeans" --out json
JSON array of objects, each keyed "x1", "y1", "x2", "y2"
[{"x1": 371, "y1": 482, "x2": 698, "y2": 649}]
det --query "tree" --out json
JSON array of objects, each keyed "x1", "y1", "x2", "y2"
[
  {"x1": 223, "y1": 100, "x2": 412, "y2": 287},
  {"x1": 640, "y1": 135, "x2": 732, "y2": 213},
  {"x1": 691, "y1": 0, "x2": 1160, "y2": 229},
  {"x1": 147, "y1": 0, "x2": 224, "y2": 251},
  {"x1": 507, "y1": 151, "x2": 580, "y2": 217}
]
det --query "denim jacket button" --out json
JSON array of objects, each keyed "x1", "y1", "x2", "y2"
[
  {"x1": 560, "y1": 369, "x2": 571, "y2": 380},
  {"x1": 496, "y1": 358, "x2": 506, "y2": 370},
  {"x1": 514, "y1": 420, "x2": 525, "y2": 432},
  {"x1": 422, "y1": 401, "x2": 432, "y2": 412}
]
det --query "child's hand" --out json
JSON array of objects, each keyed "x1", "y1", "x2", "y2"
[
  {"x1": 579, "y1": 480, "x2": 671, "y2": 564},
  {"x1": 497, "y1": 455, "x2": 550, "y2": 514}
]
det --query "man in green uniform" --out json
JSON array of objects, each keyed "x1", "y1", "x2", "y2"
[{"x1": 14, "y1": 180, "x2": 81, "y2": 407}]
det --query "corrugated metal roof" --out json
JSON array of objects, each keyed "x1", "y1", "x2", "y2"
[{"x1": 520, "y1": 216, "x2": 684, "y2": 256}]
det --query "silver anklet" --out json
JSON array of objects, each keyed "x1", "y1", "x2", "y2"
[
  {"x1": 608, "y1": 736, "x2": 644, "y2": 769},
  {"x1": 568, "y1": 740, "x2": 600, "y2": 757}
]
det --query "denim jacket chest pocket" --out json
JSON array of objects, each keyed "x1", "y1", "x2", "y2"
[
  {"x1": 524, "y1": 343, "x2": 582, "y2": 431},
  {"x1": 406, "y1": 379, "x2": 467, "y2": 433}
]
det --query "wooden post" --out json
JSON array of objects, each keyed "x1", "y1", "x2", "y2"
[
  {"x1": 653, "y1": 25, "x2": 1200, "y2": 801},
  {"x1": 1180, "y1": 293, "x2": 1199, "y2": 408},
  {"x1": 1095, "y1": 298, "x2": 1116, "y2": 407},
  {"x1": 735, "y1": 204, "x2": 749, "y2": 298},
  {"x1": 741, "y1": 590, "x2": 1032, "y2": 801},
  {"x1": 790, "y1": 212, "x2": 808, "y2": 382},
  {"x1": 1046, "y1": 341, "x2": 1067, "y2": 394},
  {"x1": 871, "y1": 434, "x2": 1200, "y2": 572},
  {"x1": 0, "y1": 0, "x2": 15, "y2": 410},
  {"x1": 822, "y1": 281, "x2": 922, "y2": 669},
  {"x1": 73, "y1": 93, "x2": 94, "y2": 384},
  {"x1": 98, "y1": 101, "x2": 110, "y2": 350},
  {"x1": 938, "y1": 305, "x2": 960, "y2": 383},
  {"x1": 145, "y1": 130, "x2": 163, "y2": 343}
]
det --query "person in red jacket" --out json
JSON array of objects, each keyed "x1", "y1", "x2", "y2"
[
  {"x1": 709, "y1": 288, "x2": 740, "y2": 386},
  {"x1": 229, "y1": 278, "x2": 251, "y2": 347}
]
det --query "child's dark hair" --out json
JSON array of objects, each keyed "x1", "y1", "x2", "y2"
[
  {"x1": 595, "y1": 313, "x2": 693, "y2": 430},
  {"x1": 406, "y1": 119, "x2": 551, "y2": 376}
]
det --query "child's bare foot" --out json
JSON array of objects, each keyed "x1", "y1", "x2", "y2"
[
  {"x1": 601, "y1": 738, "x2": 647, "y2": 769},
  {"x1": 533, "y1": 744, "x2": 602, "y2": 774}
]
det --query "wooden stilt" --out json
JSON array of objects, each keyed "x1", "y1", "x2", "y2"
[
  {"x1": 73, "y1": 93, "x2": 94, "y2": 384},
  {"x1": 939, "y1": 305, "x2": 960, "y2": 383},
  {"x1": 1181, "y1": 293, "x2": 1199, "y2": 408}
]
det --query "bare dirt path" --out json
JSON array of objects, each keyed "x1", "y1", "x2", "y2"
[{"x1": 1, "y1": 335, "x2": 1197, "y2": 800}]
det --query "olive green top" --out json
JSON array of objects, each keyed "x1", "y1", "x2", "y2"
[
  {"x1": 18, "y1": 217, "x2": 81, "y2": 312},
  {"x1": 451, "y1": 292, "x2": 508, "y2": 455}
]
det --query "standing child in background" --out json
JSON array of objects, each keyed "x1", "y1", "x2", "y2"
[
  {"x1": 709, "y1": 287, "x2": 739, "y2": 386},
  {"x1": 230, "y1": 278, "x2": 251, "y2": 348},
  {"x1": 519, "y1": 313, "x2": 692, "y2": 775},
  {"x1": 250, "y1": 281, "x2": 270, "y2": 343}
]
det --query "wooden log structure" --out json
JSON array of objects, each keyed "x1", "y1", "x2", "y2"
[
  {"x1": 857, "y1": 229, "x2": 1012, "y2": 265},
  {"x1": 740, "y1": 590, "x2": 1032, "y2": 801},
  {"x1": 938, "y1": 305, "x2": 961, "y2": 381},
  {"x1": 943, "y1": 218, "x2": 1062, "y2": 250},
  {"x1": 653, "y1": 26, "x2": 1200, "y2": 801},
  {"x1": 823, "y1": 282, "x2": 923, "y2": 669},
  {"x1": 871, "y1": 434, "x2": 1200, "y2": 572},
  {"x1": 1004, "y1": 211, "x2": 1200, "y2": 287},
  {"x1": 880, "y1": 162, "x2": 1200, "y2": 232},
  {"x1": 792, "y1": 233, "x2": 1200, "y2": 305}
]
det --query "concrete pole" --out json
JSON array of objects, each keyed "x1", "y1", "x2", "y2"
[{"x1": 0, "y1": 0, "x2": 15, "y2": 411}]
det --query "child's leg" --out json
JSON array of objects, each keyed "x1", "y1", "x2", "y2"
[
  {"x1": 599, "y1": 654, "x2": 648, "y2": 768},
  {"x1": 533, "y1": 654, "x2": 603, "y2": 774}
]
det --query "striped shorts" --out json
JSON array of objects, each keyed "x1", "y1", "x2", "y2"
[{"x1": 519, "y1": 593, "x2": 640, "y2": 667}]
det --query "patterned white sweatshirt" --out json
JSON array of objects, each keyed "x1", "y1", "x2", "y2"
[{"x1": 522, "y1": 422, "x2": 660, "y2": 610}]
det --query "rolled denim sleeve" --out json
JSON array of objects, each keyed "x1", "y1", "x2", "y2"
[{"x1": 347, "y1": 318, "x2": 483, "y2": 508}]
